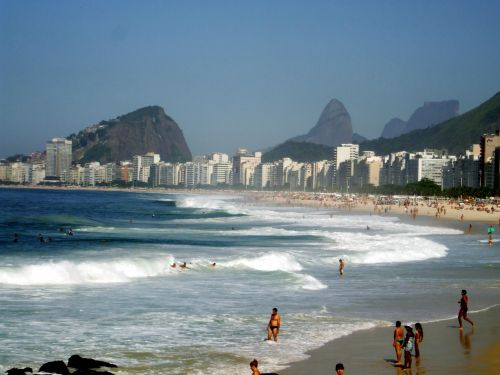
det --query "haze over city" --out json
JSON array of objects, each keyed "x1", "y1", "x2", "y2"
[{"x1": 1, "y1": 0, "x2": 500, "y2": 159}]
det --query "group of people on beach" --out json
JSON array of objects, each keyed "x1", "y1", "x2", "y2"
[
  {"x1": 392, "y1": 289, "x2": 474, "y2": 371},
  {"x1": 393, "y1": 320, "x2": 424, "y2": 369}
]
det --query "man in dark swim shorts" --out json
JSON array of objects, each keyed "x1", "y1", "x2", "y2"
[{"x1": 267, "y1": 307, "x2": 281, "y2": 342}]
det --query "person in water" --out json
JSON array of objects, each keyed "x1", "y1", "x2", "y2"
[
  {"x1": 458, "y1": 289, "x2": 474, "y2": 329},
  {"x1": 403, "y1": 325, "x2": 415, "y2": 369},
  {"x1": 249, "y1": 359, "x2": 260, "y2": 375},
  {"x1": 179, "y1": 262, "x2": 190, "y2": 269},
  {"x1": 267, "y1": 307, "x2": 281, "y2": 342},
  {"x1": 414, "y1": 322, "x2": 423, "y2": 358},
  {"x1": 335, "y1": 363, "x2": 344, "y2": 375},
  {"x1": 393, "y1": 320, "x2": 404, "y2": 365},
  {"x1": 339, "y1": 259, "x2": 345, "y2": 276},
  {"x1": 170, "y1": 263, "x2": 177, "y2": 268}
]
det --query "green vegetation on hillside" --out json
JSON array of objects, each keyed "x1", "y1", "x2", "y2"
[
  {"x1": 263, "y1": 141, "x2": 333, "y2": 162},
  {"x1": 359, "y1": 92, "x2": 500, "y2": 155}
]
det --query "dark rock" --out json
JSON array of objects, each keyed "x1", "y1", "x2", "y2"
[
  {"x1": 68, "y1": 355, "x2": 117, "y2": 370},
  {"x1": 291, "y1": 99, "x2": 353, "y2": 147},
  {"x1": 6, "y1": 368, "x2": 32, "y2": 375},
  {"x1": 71, "y1": 370, "x2": 115, "y2": 375},
  {"x1": 38, "y1": 361, "x2": 70, "y2": 375}
]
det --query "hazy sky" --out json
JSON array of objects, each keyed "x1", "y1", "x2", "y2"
[{"x1": 1, "y1": 0, "x2": 500, "y2": 159}]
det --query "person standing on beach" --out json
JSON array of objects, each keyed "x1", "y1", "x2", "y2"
[
  {"x1": 414, "y1": 323, "x2": 423, "y2": 358},
  {"x1": 267, "y1": 307, "x2": 281, "y2": 341},
  {"x1": 339, "y1": 259, "x2": 345, "y2": 276},
  {"x1": 393, "y1": 321, "x2": 404, "y2": 365},
  {"x1": 458, "y1": 289, "x2": 474, "y2": 329},
  {"x1": 403, "y1": 325, "x2": 415, "y2": 369}
]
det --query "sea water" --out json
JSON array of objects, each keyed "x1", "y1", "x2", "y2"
[{"x1": 0, "y1": 188, "x2": 499, "y2": 374}]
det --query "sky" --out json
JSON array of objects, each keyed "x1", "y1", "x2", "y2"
[{"x1": 1, "y1": 0, "x2": 500, "y2": 159}]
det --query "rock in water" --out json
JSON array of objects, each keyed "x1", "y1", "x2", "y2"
[
  {"x1": 38, "y1": 361, "x2": 70, "y2": 375},
  {"x1": 6, "y1": 368, "x2": 33, "y2": 375},
  {"x1": 68, "y1": 355, "x2": 117, "y2": 370},
  {"x1": 292, "y1": 99, "x2": 353, "y2": 147}
]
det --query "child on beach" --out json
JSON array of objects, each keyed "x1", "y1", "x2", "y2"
[{"x1": 403, "y1": 325, "x2": 414, "y2": 369}]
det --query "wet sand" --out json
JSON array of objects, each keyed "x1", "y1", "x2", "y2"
[{"x1": 281, "y1": 305, "x2": 500, "y2": 375}]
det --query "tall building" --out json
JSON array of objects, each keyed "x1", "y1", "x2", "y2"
[
  {"x1": 45, "y1": 138, "x2": 72, "y2": 179},
  {"x1": 480, "y1": 132, "x2": 500, "y2": 188},
  {"x1": 333, "y1": 144, "x2": 359, "y2": 185},
  {"x1": 232, "y1": 148, "x2": 262, "y2": 186}
]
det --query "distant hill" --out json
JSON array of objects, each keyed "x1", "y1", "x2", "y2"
[
  {"x1": 262, "y1": 141, "x2": 333, "y2": 163},
  {"x1": 68, "y1": 106, "x2": 192, "y2": 163},
  {"x1": 289, "y1": 99, "x2": 353, "y2": 147},
  {"x1": 360, "y1": 92, "x2": 500, "y2": 155},
  {"x1": 381, "y1": 100, "x2": 459, "y2": 138}
]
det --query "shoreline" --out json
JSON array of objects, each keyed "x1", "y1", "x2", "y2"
[{"x1": 281, "y1": 305, "x2": 500, "y2": 375}]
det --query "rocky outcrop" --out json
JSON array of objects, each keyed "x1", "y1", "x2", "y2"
[
  {"x1": 7, "y1": 355, "x2": 117, "y2": 375},
  {"x1": 291, "y1": 99, "x2": 353, "y2": 147},
  {"x1": 69, "y1": 106, "x2": 192, "y2": 163},
  {"x1": 68, "y1": 355, "x2": 117, "y2": 371},
  {"x1": 38, "y1": 361, "x2": 70, "y2": 375},
  {"x1": 381, "y1": 100, "x2": 459, "y2": 139}
]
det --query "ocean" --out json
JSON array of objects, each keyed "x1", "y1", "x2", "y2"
[{"x1": 0, "y1": 188, "x2": 499, "y2": 374}]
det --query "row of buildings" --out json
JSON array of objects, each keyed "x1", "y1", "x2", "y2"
[{"x1": 2, "y1": 133, "x2": 500, "y2": 191}]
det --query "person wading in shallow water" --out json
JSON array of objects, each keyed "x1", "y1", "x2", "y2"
[
  {"x1": 267, "y1": 307, "x2": 281, "y2": 342},
  {"x1": 458, "y1": 289, "x2": 474, "y2": 329}
]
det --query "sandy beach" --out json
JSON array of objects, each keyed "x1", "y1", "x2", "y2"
[
  {"x1": 281, "y1": 305, "x2": 500, "y2": 375},
  {"x1": 251, "y1": 191, "x2": 500, "y2": 227}
]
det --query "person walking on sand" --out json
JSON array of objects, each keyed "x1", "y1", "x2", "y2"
[
  {"x1": 393, "y1": 321, "x2": 404, "y2": 365},
  {"x1": 458, "y1": 289, "x2": 474, "y2": 329},
  {"x1": 335, "y1": 363, "x2": 344, "y2": 374},
  {"x1": 339, "y1": 259, "x2": 345, "y2": 276},
  {"x1": 267, "y1": 307, "x2": 281, "y2": 342},
  {"x1": 414, "y1": 323, "x2": 423, "y2": 358},
  {"x1": 249, "y1": 359, "x2": 260, "y2": 375}
]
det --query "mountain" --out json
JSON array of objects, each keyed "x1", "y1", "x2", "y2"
[
  {"x1": 351, "y1": 132, "x2": 367, "y2": 144},
  {"x1": 291, "y1": 99, "x2": 353, "y2": 147},
  {"x1": 262, "y1": 141, "x2": 333, "y2": 163},
  {"x1": 360, "y1": 92, "x2": 500, "y2": 155},
  {"x1": 69, "y1": 106, "x2": 192, "y2": 163},
  {"x1": 381, "y1": 100, "x2": 459, "y2": 138}
]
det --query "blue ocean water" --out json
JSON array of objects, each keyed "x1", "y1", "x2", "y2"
[{"x1": 0, "y1": 188, "x2": 499, "y2": 374}]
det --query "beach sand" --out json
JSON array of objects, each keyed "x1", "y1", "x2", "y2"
[{"x1": 281, "y1": 305, "x2": 500, "y2": 375}]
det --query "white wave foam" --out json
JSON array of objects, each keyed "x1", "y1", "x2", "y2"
[
  {"x1": 335, "y1": 233, "x2": 448, "y2": 264},
  {"x1": 224, "y1": 252, "x2": 303, "y2": 272},
  {"x1": 0, "y1": 256, "x2": 176, "y2": 285},
  {"x1": 176, "y1": 195, "x2": 245, "y2": 215},
  {"x1": 292, "y1": 274, "x2": 327, "y2": 290}
]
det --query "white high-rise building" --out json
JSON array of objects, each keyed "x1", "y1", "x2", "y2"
[
  {"x1": 333, "y1": 144, "x2": 359, "y2": 185},
  {"x1": 46, "y1": 138, "x2": 72, "y2": 179}
]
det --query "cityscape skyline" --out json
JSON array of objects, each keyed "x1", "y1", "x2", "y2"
[
  {"x1": 2, "y1": 130, "x2": 500, "y2": 192},
  {"x1": 2, "y1": 1, "x2": 500, "y2": 159}
]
